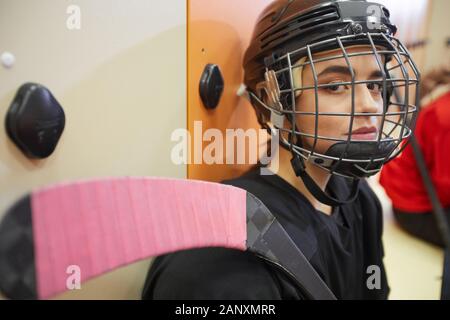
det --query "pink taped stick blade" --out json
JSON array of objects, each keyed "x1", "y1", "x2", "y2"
[{"x1": 31, "y1": 177, "x2": 247, "y2": 299}]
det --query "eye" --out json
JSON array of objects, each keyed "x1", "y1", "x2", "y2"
[
  {"x1": 326, "y1": 81, "x2": 349, "y2": 93},
  {"x1": 367, "y1": 81, "x2": 383, "y2": 94}
]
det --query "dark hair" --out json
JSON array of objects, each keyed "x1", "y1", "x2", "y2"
[{"x1": 420, "y1": 65, "x2": 450, "y2": 100}]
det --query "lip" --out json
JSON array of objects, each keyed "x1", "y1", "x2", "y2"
[
  {"x1": 351, "y1": 126, "x2": 377, "y2": 135},
  {"x1": 346, "y1": 126, "x2": 378, "y2": 140}
]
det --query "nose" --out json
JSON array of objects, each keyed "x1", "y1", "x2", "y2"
[{"x1": 354, "y1": 84, "x2": 381, "y2": 116}]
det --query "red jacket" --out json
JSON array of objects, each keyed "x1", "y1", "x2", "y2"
[{"x1": 380, "y1": 91, "x2": 450, "y2": 213}]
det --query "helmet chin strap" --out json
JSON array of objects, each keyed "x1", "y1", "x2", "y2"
[
  {"x1": 289, "y1": 151, "x2": 361, "y2": 207},
  {"x1": 282, "y1": 123, "x2": 361, "y2": 207}
]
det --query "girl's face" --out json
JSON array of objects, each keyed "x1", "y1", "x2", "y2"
[{"x1": 293, "y1": 46, "x2": 387, "y2": 155}]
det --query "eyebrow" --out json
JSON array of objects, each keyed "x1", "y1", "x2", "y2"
[{"x1": 317, "y1": 65, "x2": 385, "y2": 79}]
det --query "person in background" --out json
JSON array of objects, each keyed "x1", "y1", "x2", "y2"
[{"x1": 380, "y1": 64, "x2": 450, "y2": 247}]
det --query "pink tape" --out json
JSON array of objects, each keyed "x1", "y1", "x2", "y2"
[{"x1": 31, "y1": 177, "x2": 247, "y2": 299}]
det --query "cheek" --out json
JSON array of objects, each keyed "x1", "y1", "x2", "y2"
[
  {"x1": 295, "y1": 91, "x2": 313, "y2": 113},
  {"x1": 297, "y1": 90, "x2": 355, "y2": 116},
  {"x1": 293, "y1": 97, "x2": 349, "y2": 154},
  {"x1": 295, "y1": 94, "x2": 350, "y2": 136}
]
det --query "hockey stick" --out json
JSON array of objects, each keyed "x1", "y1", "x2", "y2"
[{"x1": 0, "y1": 177, "x2": 335, "y2": 300}]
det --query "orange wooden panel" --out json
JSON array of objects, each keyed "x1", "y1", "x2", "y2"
[{"x1": 187, "y1": 0, "x2": 272, "y2": 182}]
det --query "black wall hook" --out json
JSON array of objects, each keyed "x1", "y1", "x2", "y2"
[
  {"x1": 199, "y1": 64, "x2": 224, "y2": 110},
  {"x1": 5, "y1": 83, "x2": 65, "y2": 159}
]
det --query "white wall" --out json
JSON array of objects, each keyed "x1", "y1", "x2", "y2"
[
  {"x1": 424, "y1": 0, "x2": 450, "y2": 71},
  {"x1": 0, "y1": 0, "x2": 186, "y2": 299}
]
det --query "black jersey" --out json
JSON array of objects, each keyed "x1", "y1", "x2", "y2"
[{"x1": 142, "y1": 169, "x2": 389, "y2": 300}]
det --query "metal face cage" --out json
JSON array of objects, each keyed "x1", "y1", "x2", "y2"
[{"x1": 250, "y1": 32, "x2": 420, "y2": 179}]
